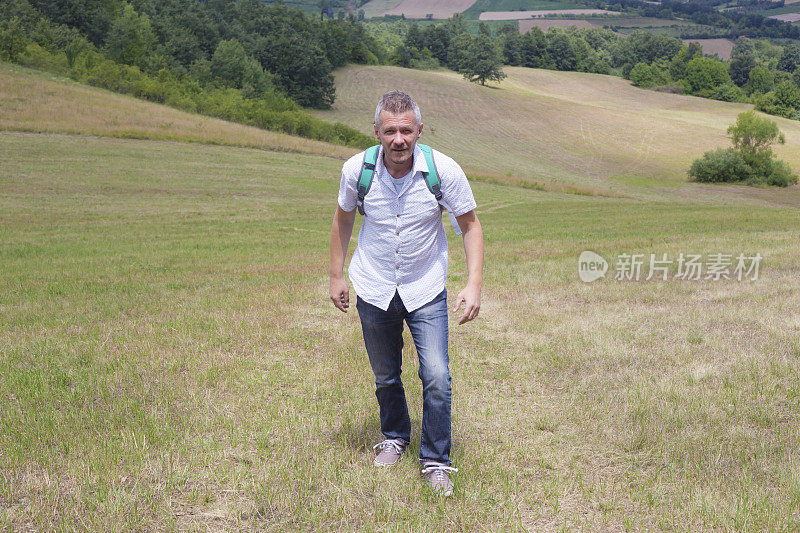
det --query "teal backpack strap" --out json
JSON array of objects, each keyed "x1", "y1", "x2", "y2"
[
  {"x1": 418, "y1": 143, "x2": 463, "y2": 235},
  {"x1": 416, "y1": 143, "x2": 443, "y2": 204},
  {"x1": 357, "y1": 145, "x2": 379, "y2": 215}
]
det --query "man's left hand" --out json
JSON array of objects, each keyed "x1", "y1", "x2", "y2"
[{"x1": 452, "y1": 283, "x2": 481, "y2": 325}]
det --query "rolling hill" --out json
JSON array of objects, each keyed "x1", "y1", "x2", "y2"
[{"x1": 311, "y1": 64, "x2": 800, "y2": 206}]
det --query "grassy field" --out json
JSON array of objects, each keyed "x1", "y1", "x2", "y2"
[
  {"x1": 312, "y1": 64, "x2": 800, "y2": 206},
  {"x1": 3, "y1": 62, "x2": 800, "y2": 530}
]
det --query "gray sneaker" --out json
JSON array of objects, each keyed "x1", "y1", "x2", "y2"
[
  {"x1": 421, "y1": 462, "x2": 457, "y2": 496},
  {"x1": 372, "y1": 438, "x2": 407, "y2": 467}
]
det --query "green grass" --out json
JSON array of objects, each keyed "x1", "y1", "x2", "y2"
[
  {"x1": 2, "y1": 130, "x2": 800, "y2": 529},
  {"x1": 4, "y1": 60, "x2": 800, "y2": 530}
]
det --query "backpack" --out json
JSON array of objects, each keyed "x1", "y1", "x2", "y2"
[{"x1": 356, "y1": 143, "x2": 462, "y2": 234}]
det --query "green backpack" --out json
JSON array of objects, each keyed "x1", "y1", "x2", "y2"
[{"x1": 356, "y1": 143, "x2": 442, "y2": 216}]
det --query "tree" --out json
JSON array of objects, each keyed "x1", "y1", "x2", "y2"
[
  {"x1": 546, "y1": 31, "x2": 577, "y2": 71},
  {"x1": 210, "y1": 39, "x2": 271, "y2": 97},
  {"x1": 728, "y1": 52, "x2": 755, "y2": 87},
  {"x1": 728, "y1": 110, "x2": 785, "y2": 167},
  {"x1": 629, "y1": 62, "x2": 654, "y2": 87},
  {"x1": 105, "y1": 2, "x2": 156, "y2": 68},
  {"x1": 746, "y1": 65, "x2": 774, "y2": 96},
  {"x1": 777, "y1": 44, "x2": 800, "y2": 74},
  {"x1": 459, "y1": 34, "x2": 506, "y2": 86},
  {"x1": 519, "y1": 27, "x2": 546, "y2": 69},
  {"x1": 683, "y1": 56, "x2": 731, "y2": 95},
  {"x1": 0, "y1": 17, "x2": 26, "y2": 62}
]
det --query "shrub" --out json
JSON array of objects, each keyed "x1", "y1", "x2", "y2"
[
  {"x1": 688, "y1": 148, "x2": 752, "y2": 183},
  {"x1": 711, "y1": 83, "x2": 744, "y2": 102},
  {"x1": 629, "y1": 62, "x2": 654, "y2": 87}
]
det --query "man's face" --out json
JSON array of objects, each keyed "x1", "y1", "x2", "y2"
[{"x1": 374, "y1": 110, "x2": 423, "y2": 168}]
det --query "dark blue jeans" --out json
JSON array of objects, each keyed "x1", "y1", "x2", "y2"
[{"x1": 356, "y1": 289, "x2": 451, "y2": 465}]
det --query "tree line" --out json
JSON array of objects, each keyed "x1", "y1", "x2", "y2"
[{"x1": 2, "y1": 0, "x2": 387, "y2": 109}]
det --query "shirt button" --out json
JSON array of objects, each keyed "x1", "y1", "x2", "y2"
[
  {"x1": 396, "y1": 265, "x2": 399, "y2": 270},
  {"x1": 395, "y1": 249, "x2": 399, "y2": 254},
  {"x1": 396, "y1": 231, "x2": 400, "y2": 235}
]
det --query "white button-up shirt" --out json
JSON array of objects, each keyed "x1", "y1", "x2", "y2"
[{"x1": 338, "y1": 144, "x2": 477, "y2": 312}]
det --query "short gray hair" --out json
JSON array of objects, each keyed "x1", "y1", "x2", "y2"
[{"x1": 374, "y1": 90, "x2": 421, "y2": 128}]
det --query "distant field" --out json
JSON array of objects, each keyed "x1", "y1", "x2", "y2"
[
  {"x1": 606, "y1": 16, "x2": 697, "y2": 27},
  {"x1": 366, "y1": 0, "x2": 477, "y2": 18},
  {"x1": 312, "y1": 65, "x2": 800, "y2": 204},
  {"x1": 758, "y1": 2, "x2": 800, "y2": 15},
  {"x1": 361, "y1": 0, "x2": 403, "y2": 18},
  {"x1": 0, "y1": 63, "x2": 358, "y2": 160},
  {"x1": 519, "y1": 18, "x2": 598, "y2": 31},
  {"x1": 769, "y1": 12, "x2": 800, "y2": 21},
  {"x1": 463, "y1": 0, "x2": 592, "y2": 18},
  {"x1": 518, "y1": 16, "x2": 698, "y2": 33},
  {"x1": 682, "y1": 38, "x2": 735, "y2": 60},
  {"x1": 479, "y1": 8, "x2": 619, "y2": 19}
]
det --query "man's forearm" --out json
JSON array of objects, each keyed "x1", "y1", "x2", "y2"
[
  {"x1": 330, "y1": 206, "x2": 355, "y2": 278},
  {"x1": 462, "y1": 218, "x2": 484, "y2": 288}
]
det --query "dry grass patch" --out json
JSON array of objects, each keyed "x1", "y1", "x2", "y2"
[
  {"x1": 0, "y1": 62, "x2": 358, "y2": 160},
  {"x1": 381, "y1": 0, "x2": 479, "y2": 18},
  {"x1": 682, "y1": 38, "x2": 735, "y2": 60}
]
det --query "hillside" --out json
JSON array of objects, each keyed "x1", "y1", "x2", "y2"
[
  {"x1": 311, "y1": 64, "x2": 800, "y2": 205},
  {"x1": 0, "y1": 62, "x2": 358, "y2": 160}
]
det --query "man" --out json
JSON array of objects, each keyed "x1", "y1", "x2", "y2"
[{"x1": 329, "y1": 91, "x2": 483, "y2": 496}]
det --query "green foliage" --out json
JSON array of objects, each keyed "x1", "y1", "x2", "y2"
[
  {"x1": 104, "y1": 2, "x2": 156, "y2": 69},
  {"x1": 0, "y1": 17, "x2": 27, "y2": 62},
  {"x1": 683, "y1": 56, "x2": 731, "y2": 96},
  {"x1": 688, "y1": 148, "x2": 753, "y2": 183},
  {"x1": 689, "y1": 111, "x2": 797, "y2": 187},
  {"x1": 668, "y1": 42, "x2": 702, "y2": 81},
  {"x1": 728, "y1": 52, "x2": 755, "y2": 87},
  {"x1": 711, "y1": 83, "x2": 744, "y2": 103},
  {"x1": 773, "y1": 80, "x2": 800, "y2": 117},
  {"x1": 210, "y1": 39, "x2": 272, "y2": 98},
  {"x1": 458, "y1": 33, "x2": 506, "y2": 86},
  {"x1": 777, "y1": 44, "x2": 800, "y2": 74},
  {"x1": 754, "y1": 85, "x2": 800, "y2": 120},
  {"x1": 746, "y1": 65, "x2": 774, "y2": 96},
  {"x1": 629, "y1": 62, "x2": 655, "y2": 87}
]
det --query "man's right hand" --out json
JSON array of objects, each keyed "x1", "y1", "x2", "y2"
[{"x1": 330, "y1": 277, "x2": 350, "y2": 312}]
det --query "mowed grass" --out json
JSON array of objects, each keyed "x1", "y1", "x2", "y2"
[
  {"x1": 311, "y1": 65, "x2": 800, "y2": 205},
  {"x1": 0, "y1": 62, "x2": 358, "y2": 160},
  {"x1": 2, "y1": 128, "x2": 800, "y2": 530}
]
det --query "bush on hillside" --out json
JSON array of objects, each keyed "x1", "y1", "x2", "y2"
[
  {"x1": 689, "y1": 111, "x2": 798, "y2": 187},
  {"x1": 688, "y1": 148, "x2": 753, "y2": 183}
]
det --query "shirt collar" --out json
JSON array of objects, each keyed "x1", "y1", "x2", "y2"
[{"x1": 378, "y1": 143, "x2": 428, "y2": 180}]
